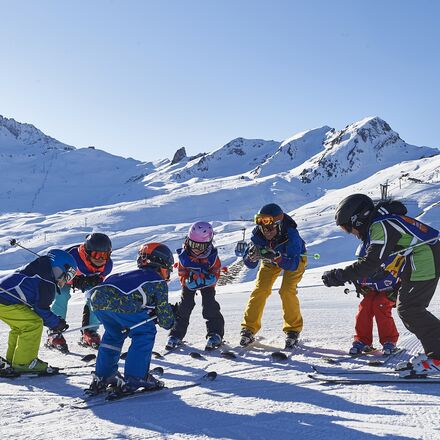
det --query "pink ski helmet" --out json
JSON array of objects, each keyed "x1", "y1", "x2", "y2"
[
  {"x1": 188, "y1": 221, "x2": 214, "y2": 243},
  {"x1": 187, "y1": 221, "x2": 214, "y2": 252}
]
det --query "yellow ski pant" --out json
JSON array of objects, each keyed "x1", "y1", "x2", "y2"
[
  {"x1": 0, "y1": 304, "x2": 43, "y2": 365},
  {"x1": 242, "y1": 257, "x2": 306, "y2": 334}
]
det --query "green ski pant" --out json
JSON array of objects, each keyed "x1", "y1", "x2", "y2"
[{"x1": 0, "y1": 304, "x2": 43, "y2": 365}]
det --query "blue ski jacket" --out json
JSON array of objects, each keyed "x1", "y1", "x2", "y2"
[
  {"x1": 0, "y1": 256, "x2": 62, "y2": 329},
  {"x1": 89, "y1": 268, "x2": 174, "y2": 330}
]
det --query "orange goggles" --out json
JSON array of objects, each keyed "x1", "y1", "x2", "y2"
[
  {"x1": 89, "y1": 251, "x2": 111, "y2": 260},
  {"x1": 254, "y1": 214, "x2": 282, "y2": 226}
]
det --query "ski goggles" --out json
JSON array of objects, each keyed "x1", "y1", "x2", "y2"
[
  {"x1": 53, "y1": 265, "x2": 77, "y2": 283},
  {"x1": 88, "y1": 250, "x2": 111, "y2": 260},
  {"x1": 187, "y1": 238, "x2": 210, "y2": 252},
  {"x1": 254, "y1": 214, "x2": 283, "y2": 226}
]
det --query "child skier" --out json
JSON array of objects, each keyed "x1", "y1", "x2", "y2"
[
  {"x1": 240, "y1": 203, "x2": 307, "y2": 349},
  {"x1": 322, "y1": 194, "x2": 440, "y2": 377},
  {"x1": 166, "y1": 221, "x2": 224, "y2": 351},
  {"x1": 0, "y1": 249, "x2": 77, "y2": 374},
  {"x1": 348, "y1": 241, "x2": 403, "y2": 355},
  {"x1": 86, "y1": 242, "x2": 175, "y2": 397},
  {"x1": 47, "y1": 233, "x2": 113, "y2": 352}
]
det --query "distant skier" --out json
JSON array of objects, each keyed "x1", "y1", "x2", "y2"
[
  {"x1": 86, "y1": 243, "x2": 175, "y2": 396},
  {"x1": 47, "y1": 233, "x2": 113, "y2": 352},
  {"x1": 0, "y1": 249, "x2": 76, "y2": 374},
  {"x1": 348, "y1": 240, "x2": 403, "y2": 355},
  {"x1": 166, "y1": 221, "x2": 224, "y2": 351},
  {"x1": 240, "y1": 203, "x2": 307, "y2": 349},
  {"x1": 322, "y1": 194, "x2": 440, "y2": 377}
]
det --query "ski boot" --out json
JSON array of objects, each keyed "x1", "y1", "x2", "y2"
[
  {"x1": 107, "y1": 373, "x2": 164, "y2": 399},
  {"x1": 205, "y1": 333, "x2": 222, "y2": 351},
  {"x1": 285, "y1": 331, "x2": 300, "y2": 349},
  {"x1": 239, "y1": 328, "x2": 255, "y2": 347},
  {"x1": 382, "y1": 342, "x2": 398, "y2": 355},
  {"x1": 46, "y1": 332, "x2": 69, "y2": 353},
  {"x1": 0, "y1": 357, "x2": 17, "y2": 378},
  {"x1": 349, "y1": 340, "x2": 373, "y2": 355},
  {"x1": 11, "y1": 358, "x2": 59, "y2": 375},
  {"x1": 398, "y1": 354, "x2": 440, "y2": 378},
  {"x1": 79, "y1": 329, "x2": 101, "y2": 349},
  {"x1": 165, "y1": 335, "x2": 182, "y2": 350},
  {"x1": 85, "y1": 371, "x2": 124, "y2": 396}
]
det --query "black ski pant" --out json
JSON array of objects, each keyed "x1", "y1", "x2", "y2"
[
  {"x1": 170, "y1": 286, "x2": 224, "y2": 340},
  {"x1": 397, "y1": 242, "x2": 440, "y2": 358}
]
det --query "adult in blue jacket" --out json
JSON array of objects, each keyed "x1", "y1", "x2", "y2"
[
  {"x1": 86, "y1": 242, "x2": 175, "y2": 397},
  {"x1": 240, "y1": 204, "x2": 307, "y2": 349},
  {"x1": 0, "y1": 249, "x2": 77, "y2": 373}
]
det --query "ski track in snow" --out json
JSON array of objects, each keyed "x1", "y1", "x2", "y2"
[{"x1": 1, "y1": 268, "x2": 440, "y2": 439}]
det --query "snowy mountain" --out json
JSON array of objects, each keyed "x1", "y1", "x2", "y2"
[
  {"x1": 0, "y1": 114, "x2": 438, "y2": 216},
  {"x1": 294, "y1": 116, "x2": 436, "y2": 185}
]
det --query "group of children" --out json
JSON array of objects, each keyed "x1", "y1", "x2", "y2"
[{"x1": 0, "y1": 194, "x2": 439, "y2": 395}]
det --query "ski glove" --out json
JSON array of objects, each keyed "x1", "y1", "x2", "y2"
[
  {"x1": 259, "y1": 248, "x2": 281, "y2": 263},
  {"x1": 72, "y1": 274, "x2": 102, "y2": 292},
  {"x1": 185, "y1": 272, "x2": 217, "y2": 290},
  {"x1": 246, "y1": 245, "x2": 261, "y2": 262},
  {"x1": 322, "y1": 269, "x2": 346, "y2": 287},
  {"x1": 50, "y1": 318, "x2": 69, "y2": 334}
]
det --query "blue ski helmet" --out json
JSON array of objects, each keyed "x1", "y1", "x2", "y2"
[{"x1": 47, "y1": 249, "x2": 78, "y2": 282}]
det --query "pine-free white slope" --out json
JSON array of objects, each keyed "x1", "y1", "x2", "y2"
[{"x1": 1, "y1": 267, "x2": 439, "y2": 440}]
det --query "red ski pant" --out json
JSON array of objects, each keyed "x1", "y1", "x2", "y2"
[{"x1": 354, "y1": 291, "x2": 399, "y2": 346}]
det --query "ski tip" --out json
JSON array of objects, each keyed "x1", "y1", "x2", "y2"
[
  {"x1": 81, "y1": 354, "x2": 97, "y2": 363},
  {"x1": 152, "y1": 351, "x2": 164, "y2": 359},
  {"x1": 203, "y1": 371, "x2": 217, "y2": 381},
  {"x1": 368, "y1": 360, "x2": 384, "y2": 366},
  {"x1": 271, "y1": 351, "x2": 288, "y2": 361},
  {"x1": 220, "y1": 350, "x2": 237, "y2": 359},
  {"x1": 189, "y1": 352, "x2": 205, "y2": 359}
]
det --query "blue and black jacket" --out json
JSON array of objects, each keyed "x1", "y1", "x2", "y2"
[
  {"x1": 243, "y1": 214, "x2": 306, "y2": 271},
  {"x1": 0, "y1": 256, "x2": 62, "y2": 329},
  {"x1": 89, "y1": 268, "x2": 174, "y2": 330}
]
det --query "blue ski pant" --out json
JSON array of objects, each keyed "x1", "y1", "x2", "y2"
[
  {"x1": 94, "y1": 309, "x2": 156, "y2": 380},
  {"x1": 51, "y1": 285, "x2": 100, "y2": 330}
]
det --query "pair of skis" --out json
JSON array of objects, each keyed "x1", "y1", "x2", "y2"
[
  {"x1": 309, "y1": 363, "x2": 440, "y2": 384},
  {"x1": 60, "y1": 368, "x2": 218, "y2": 410}
]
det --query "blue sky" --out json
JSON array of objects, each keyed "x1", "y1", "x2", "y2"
[{"x1": 1, "y1": 0, "x2": 439, "y2": 161}]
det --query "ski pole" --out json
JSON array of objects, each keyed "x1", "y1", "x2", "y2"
[
  {"x1": 50, "y1": 323, "x2": 99, "y2": 336},
  {"x1": 122, "y1": 316, "x2": 157, "y2": 334},
  {"x1": 301, "y1": 253, "x2": 320, "y2": 260},
  {"x1": 9, "y1": 239, "x2": 40, "y2": 257},
  {"x1": 388, "y1": 236, "x2": 439, "y2": 257},
  {"x1": 0, "y1": 285, "x2": 35, "y2": 310}
]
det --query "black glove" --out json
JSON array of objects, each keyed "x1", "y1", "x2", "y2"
[
  {"x1": 259, "y1": 247, "x2": 281, "y2": 262},
  {"x1": 171, "y1": 302, "x2": 179, "y2": 319},
  {"x1": 246, "y1": 244, "x2": 261, "y2": 262},
  {"x1": 50, "y1": 318, "x2": 69, "y2": 334},
  {"x1": 322, "y1": 269, "x2": 346, "y2": 287},
  {"x1": 72, "y1": 274, "x2": 102, "y2": 291}
]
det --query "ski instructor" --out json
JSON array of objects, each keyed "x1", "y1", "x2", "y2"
[{"x1": 322, "y1": 193, "x2": 440, "y2": 377}]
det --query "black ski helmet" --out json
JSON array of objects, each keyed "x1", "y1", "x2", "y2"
[
  {"x1": 335, "y1": 194, "x2": 375, "y2": 232},
  {"x1": 258, "y1": 203, "x2": 283, "y2": 218},
  {"x1": 137, "y1": 242, "x2": 174, "y2": 280},
  {"x1": 84, "y1": 233, "x2": 112, "y2": 255}
]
